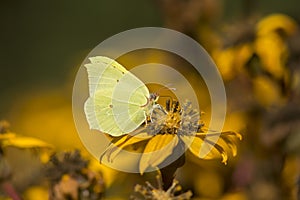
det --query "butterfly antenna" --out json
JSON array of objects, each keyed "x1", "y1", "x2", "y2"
[{"x1": 156, "y1": 84, "x2": 176, "y2": 95}]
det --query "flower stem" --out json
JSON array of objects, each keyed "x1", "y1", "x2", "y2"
[{"x1": 160, "y1": 153, "x2": 185, "y2": 190}]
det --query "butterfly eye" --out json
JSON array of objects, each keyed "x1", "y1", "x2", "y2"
[{"x1": 149, "y1": 93, "x2": 157, "y2": 101}]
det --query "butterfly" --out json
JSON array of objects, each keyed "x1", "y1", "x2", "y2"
[{"x1": 84, "y1": 56, "x2": 160, "y2": 137}]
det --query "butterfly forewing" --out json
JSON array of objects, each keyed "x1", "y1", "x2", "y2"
[{"x1": 84, "y1": 56, "x2": 150, "y2": 136}]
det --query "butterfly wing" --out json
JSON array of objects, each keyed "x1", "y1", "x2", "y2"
[
  {"x1": 84, "y1": 56, "x2": 121, "y2": 130},
  {"x1": 84, "y1": 56, "x2": 149, "y2": 136},
  {"x1": 110, "y1": 72, "x2": 149, "y2": 133}
]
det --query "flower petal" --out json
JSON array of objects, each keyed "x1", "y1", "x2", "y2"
[
  {"x1": 219, "y1": 131, "x2": 242, "y2": 156},
  {"x1": 139, "y1": 134, "x2": 179, "y2": 174},
  {"x1": 0, "y1": 132, "x2": 16, "y2": 140},
  {"x1": 181, "y1": 135, "x2": 228, "y2": 164},
  {"x1": 2, "y1": 136, "x2": 54, "y2": 149},
  {"x1": 182, "y1": 131, "x2": 242, "y2": 164},
  {"x1": 196, "y1": 131, "x2": 242, "y2": 156},
  {"x1": 100, "y1": 132, "x2": 152, "y2": 163}
]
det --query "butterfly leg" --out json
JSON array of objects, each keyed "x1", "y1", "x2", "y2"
[{"x1": 149, "y1": 104, "x2": 167, "y2": 123}]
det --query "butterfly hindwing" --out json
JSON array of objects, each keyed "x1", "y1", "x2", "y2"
[{"x1": 111, "y1": 71, "x2": 150, "y2": 133}]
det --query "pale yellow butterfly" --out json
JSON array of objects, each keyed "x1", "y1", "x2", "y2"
[{"x1": 84, "y1": 56, "x2": 159, "y2": 136}]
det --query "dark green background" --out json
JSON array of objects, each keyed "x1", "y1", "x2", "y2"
[{"x1": 0, "y1": 0, "x2": 299, "y2": 115}]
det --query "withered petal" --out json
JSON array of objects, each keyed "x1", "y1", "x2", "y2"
[
  {"x1": 195, "y1": 130, "x2": 242, "y2": 157},
  {"x1": 181, "y1": 135, "x2": 229, "y2": 164}
]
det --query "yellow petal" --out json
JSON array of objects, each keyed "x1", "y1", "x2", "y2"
[
  {"x1": 183, "y1": 131, "x2": 241, "y2": 164},
  {"x1": 0, "y1": 132, "x2": 16, "y2": 140},
  {"x1": 139, "y1": 134, "x2": 179, "y2": 174},
  {"x1": 212, "y1": 43, "x2": 253, "y2": 81},
  {"x1": 256, "y1": 13, "x2": 297, "y2": 37},
  {"x1": 212, "y1": 48, "x2": 236, "y2": 81},
  {"x1": 254, "y1": 33, "x2": 288, "y2": 79},
  {"x1": 235, "y1": 43, "x2": 253, "y2": 73},
  {"x1": 101, "y1": 132, "x2": 152, "y2": 163},
  {"x1": 204, "y1": 139, "x2": 228, "y2": 164},
  {"x1": 2, "y1": 136, "x2": 54, "y2": 149},
  {"x1": 220, "y1": 135, "x2": 238, "y2": 157}
]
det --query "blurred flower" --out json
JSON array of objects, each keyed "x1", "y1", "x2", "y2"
[
  {"x1": 131, "y1": 173, "x2": 192, "y2": 200},
  {"x1": 254, "y1": 31, "x2": 288, "y2": 81},
  {"x1": 212, "y1": 43, "x2": 253, "y2": 81},
  {"x1": 212, "y1": 13, "x2": 300, "y2": 109},
  {"x1": 214, "y1": 13, "x2": 298, "y2": 80},
  {"x1": 0, "y1": 120, "x2": 54, "y2": 164},
  {"x1": 47, "y1": 150, "x2": 104, "y2": 200},
  {"x1": 0, "y1": 120, "x2": 54, "y2": 199},
  {"x1": 101, "y1": 100, "x2": 242, "y2": 174},
  {"x1": 253, "y1": 13, "x2": 298, "y2": 90}
]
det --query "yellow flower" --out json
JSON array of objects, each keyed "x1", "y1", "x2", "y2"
[
  {"x1": 254, "y1": 14, "x2": 297, "y2": 80},
  {"x1": 254, "y1": 32, "x2": 288, "y2": 80},
  {"x1": 101, "y1": 100, "x2": 242, "y2": 174}
]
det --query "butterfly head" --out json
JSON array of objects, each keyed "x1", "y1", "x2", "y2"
[{"x1": 149, "y1": 93, "x2": 159, "y2": 103}]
